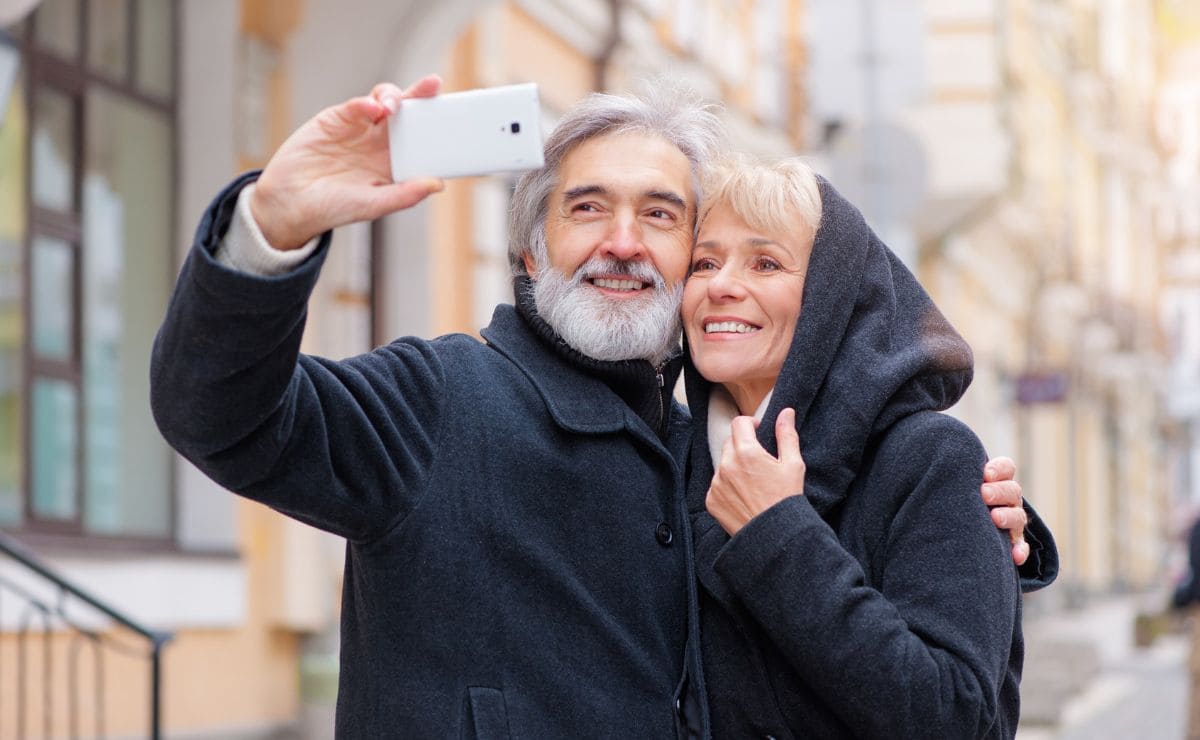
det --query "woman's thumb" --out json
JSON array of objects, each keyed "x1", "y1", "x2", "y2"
[{"x1": 776, "y1": 408, "x2": 802, "y2": 463}]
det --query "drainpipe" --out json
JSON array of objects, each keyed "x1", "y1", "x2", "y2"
[{"x1": 595, "y1": 0, "x2": 623, "y2": 92}]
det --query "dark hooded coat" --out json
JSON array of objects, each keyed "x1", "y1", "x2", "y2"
[{"x1": 685, "y1": 179, "x2": 1026, "y2": 739}]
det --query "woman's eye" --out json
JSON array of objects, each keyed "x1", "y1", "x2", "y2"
[
  {"x1": 690, "y1": 258, "x2": 718, "y2": 273},
  {"x1": 755, "y1": 257, "x2": 782, "y2": 271}
]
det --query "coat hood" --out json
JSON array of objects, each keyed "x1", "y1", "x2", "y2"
[{"x1": 684, "y1": 176, "x2": 974, "y2": 517}]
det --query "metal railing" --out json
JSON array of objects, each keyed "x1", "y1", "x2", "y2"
[{"x1": 0, "y1": 531, "x2": 173, "y2": 739}]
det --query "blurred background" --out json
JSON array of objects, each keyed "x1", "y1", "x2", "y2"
[{"x1": 0, "y1": 0, "x2": 1197, "y2": 737}]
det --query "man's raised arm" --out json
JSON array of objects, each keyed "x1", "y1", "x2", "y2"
[
  {"x1": 249, "y1": 76, "x2": 444, "y2": 251},
  {"x1": 150, "y1": 78, "x2": 449, "y2": 543}
]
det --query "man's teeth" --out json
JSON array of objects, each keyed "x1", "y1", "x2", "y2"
[
  {"x1": 705, "y1": 321, "x2": 760, "y2": 334},
  {"x1": 592, "y1": 278, "x2": 645, "y2": 291}
]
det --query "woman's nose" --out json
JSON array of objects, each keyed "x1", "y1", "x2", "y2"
[{"x1": 707, "y1": 263, "x2": 747, "y2": 301}]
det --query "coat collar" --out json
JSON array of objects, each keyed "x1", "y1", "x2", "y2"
[{"x1": 481, "y1": 304, "x2": 634, "y2": 435}]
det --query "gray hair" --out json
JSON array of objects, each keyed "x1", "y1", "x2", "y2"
[{"x1": 508, "y1": 84, "x2": 727, "y2": 276}]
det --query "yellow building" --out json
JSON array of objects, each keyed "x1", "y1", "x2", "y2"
[
  {"x1": 0, "y1": 0, "x2": 810, "y2": 736},
  {"x1": 918, "y1": 0, "x2": 1169, "y2": 598},
  {"x1": 1157, "y1": 0, "x2": 1200, "y2": 536}
]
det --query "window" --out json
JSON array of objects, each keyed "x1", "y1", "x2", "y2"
[
  {"x1": 0, "y1": 30, "x2": 24, "y2": 525},
  {"x1": 2, "y1": 0, "x2": 176, "y2": 542}
]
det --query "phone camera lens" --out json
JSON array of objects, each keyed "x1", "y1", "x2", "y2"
[{"x1": 510, "y1": 122, "x2": 521, "y2": 134}]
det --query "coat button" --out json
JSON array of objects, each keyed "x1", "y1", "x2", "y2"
[{"x1": 656, "y1": 522, "x2": 673, "y2": 546}]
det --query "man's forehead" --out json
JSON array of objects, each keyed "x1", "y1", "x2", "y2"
[{"x1": 555, "y1": 132, "x2": 696, "y2": 205}]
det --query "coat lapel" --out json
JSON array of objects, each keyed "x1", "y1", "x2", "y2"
[{"x1": 481, "y1": 305, "x2": 629, "y2": 436}]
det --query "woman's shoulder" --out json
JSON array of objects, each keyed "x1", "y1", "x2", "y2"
[
  {"x1": 840, "y1": 412, "x2": 1002, "y2": 579},
  {"x1": 849, "y1": 413, "x2": 999, "y2": 557},
  {"x1": 862, "y1": 411, "x2": 987, "y2": 496},
  {"x1": 877, "y1": 410, "x2": 984, "y2": 460}
]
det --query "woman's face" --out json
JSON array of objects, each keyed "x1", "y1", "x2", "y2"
[{"x1": 682, "y1": 202, "x2": 814, "y2": 412}]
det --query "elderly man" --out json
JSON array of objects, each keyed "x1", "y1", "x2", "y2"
[{"x1": 151, "y1": 76, "x2": 1047, "y2": 737}]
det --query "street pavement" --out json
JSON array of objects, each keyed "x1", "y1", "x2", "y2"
[{"x1": 1019, "y1": 594, "x2": 1189, "y2": 739}]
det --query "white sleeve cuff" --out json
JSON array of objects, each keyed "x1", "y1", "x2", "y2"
[{"x1": 213, "y1": 183, "x2": 320, "y2": 276}]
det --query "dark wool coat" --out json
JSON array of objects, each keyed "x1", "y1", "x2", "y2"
[
  {"x1": 684, "y1": 178, "x2": 1029, "y2": 739},
  {"x1": 150, "y1": 174, "x2": 701, "y2": 738}
]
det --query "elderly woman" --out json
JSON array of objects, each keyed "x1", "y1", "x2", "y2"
[{"x1": 682, "y1": 155, "x2": 1028, "y2": 738}]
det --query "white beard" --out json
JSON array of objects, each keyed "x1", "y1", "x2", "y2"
[{"x1": 532, "y1": 256, "x2": 683, "y2": 365}]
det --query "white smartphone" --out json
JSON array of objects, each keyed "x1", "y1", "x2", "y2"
[{"x1": 388, "y1": 82, "x2": 545, "y2": 181}]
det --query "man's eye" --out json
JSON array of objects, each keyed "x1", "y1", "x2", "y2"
[
  {"x1": 648, "y1": 208, "x2": 674, "y2": 220},
  {"x1": 573, "y1": 203, "x2": 599, "y2": 213}
]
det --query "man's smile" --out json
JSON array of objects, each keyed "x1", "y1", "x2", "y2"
[{"x1": 589, "y1": 275, "x2": 651, "y2": 292}]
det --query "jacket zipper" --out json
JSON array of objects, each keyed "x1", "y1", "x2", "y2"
[{"x1": 655, "y1": 362, "x2": 667, "y2": 432}]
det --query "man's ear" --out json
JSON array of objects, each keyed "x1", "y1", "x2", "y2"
[{"x1": 522, "y1": 251, "x2": 538, "y2": 277}]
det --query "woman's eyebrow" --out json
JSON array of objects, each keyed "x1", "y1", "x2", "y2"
[
  {"x1": 747, "y1": 237, "x2": 781, "y2": 248},
  {"x1": 693, "y1": 237, "x2": 782, "y2": 250}
]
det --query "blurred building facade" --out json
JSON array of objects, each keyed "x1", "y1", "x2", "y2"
[
  {"x1": 934, "y1": 0, "x2": 1170, "y2": 598},
  {"x1": 807, "y1": 0, "x2": 1183, "y2": 602},
  {"x1": 1159, "y1": 4, "x2": 1200, "y2": 531},
  {"x1": 946, "y1": 0, "x2": 1192, "y2": 598},
  {"x1": 0, "y1": 0, "x2": 811, "y2": 736},
  {"x1": 2, "y1": 0, "x2": 1196, "y2": 736}
]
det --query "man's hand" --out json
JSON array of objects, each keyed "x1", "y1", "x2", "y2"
[
  {"x1": 982, "y1": 456, "x2": 1030, "y2": 566},
  {"x1": 250, "y1": 75, "x2": 447, "y2": 251},
  {"x1": 707, "y1": 408, "x2": 806, "y2": 536}
]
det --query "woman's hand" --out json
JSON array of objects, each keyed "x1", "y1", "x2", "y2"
[
  {"x1": 250, "y1": 75, "x2": 446, "y2": 251},
  {"x1": 707, "y1": 408, "x2": 806, "y2": 536},
  {"x1": 981, "y1": 456, "x2": 1030, "y2": 566}
]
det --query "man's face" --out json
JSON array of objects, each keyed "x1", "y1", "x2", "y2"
[
  {"x1": 524, "y1": 131, "x2": 695, "y2": 288},
  {"x1": 523, "y1": 132, "x2": 695, "y2": 364}
]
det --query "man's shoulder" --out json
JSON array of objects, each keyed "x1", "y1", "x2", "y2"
[{"x1": 372, "y1": 330, "x2": 504, "y2": 374}]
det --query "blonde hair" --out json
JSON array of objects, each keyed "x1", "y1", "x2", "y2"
[{"x1": 699, "y1": 154, "x2": 823, "y2": 239}]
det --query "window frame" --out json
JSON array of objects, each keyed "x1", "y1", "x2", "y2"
[{"x1": 10, "y1": 0, "x2": 179, "y2": 547}]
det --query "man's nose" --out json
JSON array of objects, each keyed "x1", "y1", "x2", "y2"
[{"x1": 600, "y1": 213, "x2": 644, "y2": 262}]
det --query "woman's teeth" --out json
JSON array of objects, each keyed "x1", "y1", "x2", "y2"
[{"x1": 705, "y1": 321, "x2": 760, "y2": 334}]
